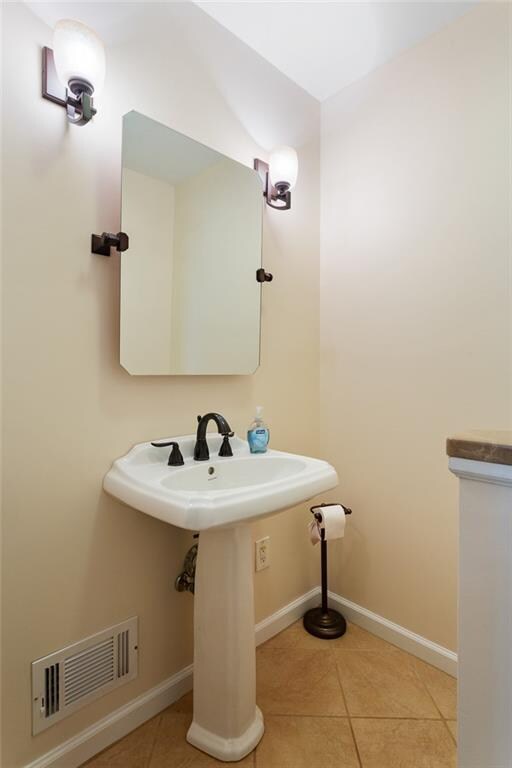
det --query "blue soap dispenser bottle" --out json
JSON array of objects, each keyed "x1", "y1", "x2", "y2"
[{"x1": 247, "y1": 406, "x2": 270, "y2": 454}]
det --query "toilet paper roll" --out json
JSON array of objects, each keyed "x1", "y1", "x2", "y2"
[{"x1": 309, "y1": 504, "x2": 347, "y2": 545}]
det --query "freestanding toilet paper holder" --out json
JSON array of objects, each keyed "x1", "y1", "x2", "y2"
[{"x1": 303, "y1": 503, "x2": 352, "y2": 639}]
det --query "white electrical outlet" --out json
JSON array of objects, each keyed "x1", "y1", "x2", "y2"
[{"x1": 255, "y1": 537, "x2": 270, "y2": 572}]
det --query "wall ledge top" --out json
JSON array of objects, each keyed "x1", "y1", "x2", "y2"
[{"x1": 447, "y1": 430, "x2": 512, "y2": 467}]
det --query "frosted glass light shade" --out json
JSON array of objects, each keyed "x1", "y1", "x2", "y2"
[
  {"x1": 53, "y1": 19, "x2": 106, "y2": 94},
  {"x1": 269, "y1": 146, "x2": 298, "y2": 190}
]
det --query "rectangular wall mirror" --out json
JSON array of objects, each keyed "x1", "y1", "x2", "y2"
[{"x1": 120, "y1": 111, "x2": 263, "y2": 375}]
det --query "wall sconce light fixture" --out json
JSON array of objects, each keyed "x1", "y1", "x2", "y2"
[
  {"x1": 42, "y1": 19, "x2": 105, "y2": 126},
  {"x1": 254, "y1": 146, "x2": 298, "y2": 211}
]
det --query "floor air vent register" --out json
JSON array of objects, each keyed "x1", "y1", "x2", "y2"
[{"x1": 32, "y1": 617, "x2": 138, "y2": 734}]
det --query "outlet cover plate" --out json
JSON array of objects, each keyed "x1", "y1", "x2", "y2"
[{"x1": 255, "y1": 537, "x2": 270, "y2": 572}]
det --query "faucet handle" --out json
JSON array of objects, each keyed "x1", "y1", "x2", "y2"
[
  {"x1": 219, "y1": 434, "x2": 234, "y2": 457},
  {"x1": 151, "y1": 440, "x2": 184, "y2": 467},
  {"x1": 167, "y1": 443, "x2": 184, "y2": 466}
]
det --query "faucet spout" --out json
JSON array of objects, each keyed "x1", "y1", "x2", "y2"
[{"x1": 194, "y1": 413, "x2": 234, "y2": 461}]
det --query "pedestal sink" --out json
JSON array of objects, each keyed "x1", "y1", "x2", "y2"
[{"x1": 104, "y1": 434, "x2": 338, "y2": 761}]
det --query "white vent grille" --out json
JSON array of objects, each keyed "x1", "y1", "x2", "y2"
[
  {"x1": 44, "y1": 663, "x2": 60, "y2": 718},
  {"x1": 32, "y1": 617, "x2": 138, "y2": 734},
  {"x1": 117, "y1": 629, "x2": 130, "y2": 678}
]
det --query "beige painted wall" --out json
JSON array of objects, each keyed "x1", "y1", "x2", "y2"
[
  {"x1": 1, "y1": 4, "x2": 320, "y2": 766},
  {"x1": 320, "y1": 3, "x2": 511, "y2": 652},
  {"x1": 0, "y1": 1, "x2": 4, "y2": 757}
]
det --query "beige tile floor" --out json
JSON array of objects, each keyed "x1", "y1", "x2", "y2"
[{"x1": 83, "y1": 621, "x2": 457, "y2": 768}]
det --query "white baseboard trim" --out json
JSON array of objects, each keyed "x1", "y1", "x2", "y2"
[
  {"x1": 255, "y1": 587, "x2": 321, "y2": 646},
  {"x1": 328, "y1": 591, "x2": 458, "y2": 677},
  {"x1": 24, "y1": 589, "x2": 317, "y2": 768},
  {"x1": 24, "y1": 664, "x2": 194, "y2": 768},
  {"x1": 24, "y1": 587, "x2": 456, "y2": 768}
]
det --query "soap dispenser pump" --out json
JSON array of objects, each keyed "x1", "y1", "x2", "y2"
[{"x1": 247, "y1": 406, "x2": 270, "y2": 454}]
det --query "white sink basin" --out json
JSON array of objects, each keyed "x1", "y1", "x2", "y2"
[
  {"x1": 104, "y1": 434, "x2": 338, "y2": 530},
  {"x1": 163, "y1": 455, "x2": 305, "y2": 492},
  {"x1": 104, "y1": 432, "x2": 338, "y2": 762}
]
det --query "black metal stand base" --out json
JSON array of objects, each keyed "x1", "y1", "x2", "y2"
[{"x1": 303, "y1": 607, "x2": 347, "y2": 639}]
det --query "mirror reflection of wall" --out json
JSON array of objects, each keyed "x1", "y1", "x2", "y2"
[{"x1": 120, "y1": 111, "x2": 263, "y2": 375}]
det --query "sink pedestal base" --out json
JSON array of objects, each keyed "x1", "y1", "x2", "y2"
[{"x1": 187, "y1": 523, "x2": 264, "y2": 762}]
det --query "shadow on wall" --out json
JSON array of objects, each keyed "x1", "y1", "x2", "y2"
[{"x1": 80, "y1": 490, "x2": 195, "y2": 683}]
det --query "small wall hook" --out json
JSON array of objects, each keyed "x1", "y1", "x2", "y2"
[
  {"x1": 91, "y1": 232, "x2": 129, "y2": 256},
  {"x1": 256, "y1": 268, "x2": 273, "y2": 283}
]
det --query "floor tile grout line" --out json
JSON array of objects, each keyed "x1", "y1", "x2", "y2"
[
  {"x1": 348, "y1": 715, "x2": 452, "y2": 721},
  {"x1": 80, "y1": 714, "x2": 163, "y2": 767},
  {"x1": 442, "y1": 717, "x2": 457, "y2": 748},
  {"x1": 409, "y1": 662, "x2": 458, "y2": 751},
  {"x1": 330, "y1": 629, "x2": 457, "y2": 761},
  {"x1": 144, "y1": 714, "x2": 163, "y2": 768},
  {"x1": 264, "y1": 644, "x2": 404, "y2": 654},
  {"x1": 261, "y1": 713, "x2": 350, "y2": 719},
  {"x1": 333, "y1": 645, "x2": 363, "y2": 768},
  {"x1": 347, "y1": 716, "x2": 364, "y2": 768},
  {"x1": 265, "y1": 712, "x2": 448, "y2": 721},
  {"x1": 411, "y1": 662, "x2": 449, "y2": 722},
  {"x1": 333, "y1": 648, "x2": 445, "y2": 721}
]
